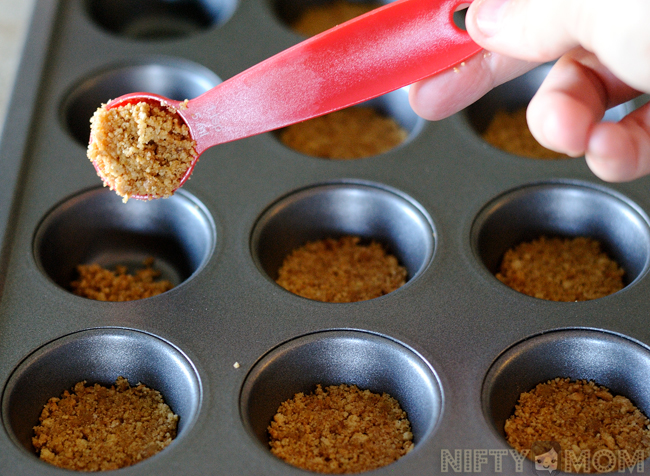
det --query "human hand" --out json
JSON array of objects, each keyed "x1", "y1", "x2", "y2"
[{"x1": 409, "y1": 0, "x2": 650, "y2": 181}]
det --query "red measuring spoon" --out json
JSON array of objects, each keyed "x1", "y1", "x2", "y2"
[{"x1": 95, "y1": 0, "x2": 481, "y2": 199}]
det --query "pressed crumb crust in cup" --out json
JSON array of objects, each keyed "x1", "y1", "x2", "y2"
[
  {"x1": 275, "y1": 236, "x2": 407, "y2": 303},
  {"x1": 279, "y1": 107, "x2": 408, "y2": 160},
  {"x1": 505, "y1": 378, "x2": 650, "y2": 473},
  {"x1": 70, "y1": 258, "x2": 174, "y2": 301},
  {"x1": 482, "y1": 107, "x2": 569, "y2": 159},
  {"x1": 496, "y1": 236, "x2": 625, "y2": 301},
  {"x1": 32, "y1": 377, "x2": 179, "y2": 472},
  {"x1": 290, "y1": 0, "x2": 382, "y2": 37},
  {"x1": 268, "y1": 384, "x2": 414, "y2": 474},
  {"x1": 87, "y1": 101, "x2": 197, "y2": 202}
]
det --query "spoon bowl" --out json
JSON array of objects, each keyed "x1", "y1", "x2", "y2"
[{"x1": 90, "y1": 92, "x2": 199, "y2": 200}]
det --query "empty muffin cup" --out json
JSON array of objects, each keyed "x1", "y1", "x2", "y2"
[
  {"x1": 240, "y1": 330, "x2": 441, "y2": 458},
  {"x1": 2, "y1": 328, "x2": 201, "y2": 457},
  {"x1": 85, "y1": 0, "x2": 237, "y2": 39},
  {"x1": 62, "y1": 58, "x2": 221, "y2": 146},
  {"x1": 34, "y1": 187, "x2": 215, "y2": 296},
  {"x1": 250, "y1": 182, "x2": 434, "y2": 297},
  {"x1": 482, "y1": 328, "x2": 650, "y2": 443},
  {"x1": 471, "y1": 182, "x2": 650, "y2": 293}
]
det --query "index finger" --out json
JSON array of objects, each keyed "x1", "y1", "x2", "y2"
[{"x1": 409, "y1": 49, "x2": 538, "y2": 121}]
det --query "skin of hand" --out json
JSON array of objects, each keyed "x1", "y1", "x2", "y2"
[{"x1": 409, "y1": 0, "x2": 650, "y2": 182}]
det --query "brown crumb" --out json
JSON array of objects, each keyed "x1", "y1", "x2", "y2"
[
  {"x1": 279, "y1": 107, "x2": 408, "y2": 159},
  {"x1": 269, "y1": 384, "x2": 413, "y2": 473},
  {"x1": 496, "y1": 236, "x2": 624, "y2": 301},
  {"x1": 32, "y1": 377, "x2": 179, "y2": 472},
  {"x1": 505, "y1": 378, "x2": 650, "y2": 473},
  {"x1": 482, "y1": 107, "x2": 570, "y2": 159},
  {"x1": 88, "y1": 101, "x2": 197, "y2": 202},
  {"x1": 71, "y1": 258, "x2": 174, "y2": 301},
  {"x1": 276, "y1": 236, "x2": 407, "y2": 303},
  {"x1": 290, "y1": 0, "x2": 382, "y2": 37}
]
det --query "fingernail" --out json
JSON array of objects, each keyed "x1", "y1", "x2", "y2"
[{"x1": 475, "y1": 0, "x2": 509, "y2": 36}]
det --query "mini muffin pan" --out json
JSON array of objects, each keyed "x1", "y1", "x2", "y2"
[{"x1": 1, "y1": 1, "x2": 650, "y2": 474}]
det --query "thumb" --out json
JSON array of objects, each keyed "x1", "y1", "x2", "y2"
[{"x1": 465, "y1": 0, "x2": 650, "y2": 93}]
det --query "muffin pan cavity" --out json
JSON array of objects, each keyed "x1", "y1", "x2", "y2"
[
  {"x1": 271, "y1": 0, "x2": 389, "y2": 35},
  {"x1": 34, "y1": 187, "x2": 215, "y2": 294},
  {"x1": 465, "y1": 63, "x2": 552, "y2": 137},
  {"x1": 471, "y1": 182, "x2": 650, "y2": 290},
  {"x1": 63, "y1": 58, "x2": 221, "y2": 146},
  {"x1": 250, "y1": 182, "x2": 434, "y2": 290},
  {"x1": 464, "y1": 63, "x2": 634, "y2": 150},
  {"x1": 358, "y1": 88, "x2": 423, "y2": 141},
  {"x1": 85, "y1": 0, "x2": 237, "y2": 39},
  {"x1": 2, "y1": 328, "x2": 201, "y2": 455},
  {"x1": 482, "y1": 328, "x2": 650, "y2": 440},
  {"x1": 240, "y1": 330, "x2": 441, "y2": 454},
  {"x1": 275, "y1": 87, "x2": 423, "y2": 159}
]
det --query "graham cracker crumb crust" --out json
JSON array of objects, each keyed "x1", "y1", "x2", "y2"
[
  {"x1": 496, "y1": 236, "x2": 624, "y2": 301},
  {"x1": 291, "y1": 0, "x2": 382, "y2": 37},
  {"x1": 276, "y1": 236, "x2": 407, "y2": 303},
  {"x1": 269, "y1": 384, "x2": 413, "y2": 473},
  {"x1": 482, "y1": 107, "x2": 570, "y2": 159},
  {"x1": 32, "y1": 377, "x2": 179, "y2": 472},
  {"x1": 505, "y1": 378, "x2": 650, "y2": 473},
  {"x1": 71, "y1": 258, "x2": 174, "y2": 302},
  {"x1": 88, "y1": 101, "x2": 197, "y2": 202},
  {"x1": 279, "y1": 107, "x2": 408, "y2": 160}
]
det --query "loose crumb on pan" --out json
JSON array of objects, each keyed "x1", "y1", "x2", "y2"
[
  {"x1": 32, "y1": 377, "x2": 179, "y2": 472},
  {"x1": 275, "y1": 236, "x2": 407, "y2": 303},
  {"x1": 71, "y1": 258, "x2": 174, "y2": 301},
  {"x1": 496, "y1": 236, "x2": 624, "y2": 301},
  {"x1": 505, "y1": 378, "x2": 650, "y2": 473},
  {"x1": 482, "y1": 107, "x2": 569, "y2": 159},
  {"x1": 268, "y1": 384, "x2": 413, "y2": 474},
  {"x1": 87, "y1": 101, "x2": 197, "y2": 202},
  {"x1": 279, "y1": 107, "x2": 408, "y2": 160},
  {"x1": 290, "y1": 0, "x2": 382, "y2": 37}
]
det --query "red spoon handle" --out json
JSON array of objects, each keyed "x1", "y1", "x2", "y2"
[{"x1": 182, "y1": 0, "x2": 480, "y2": 153}]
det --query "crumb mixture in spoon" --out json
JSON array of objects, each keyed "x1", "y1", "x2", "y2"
[{"x1": 87, "y1": 101, "x2": 196, "y2": 202}]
